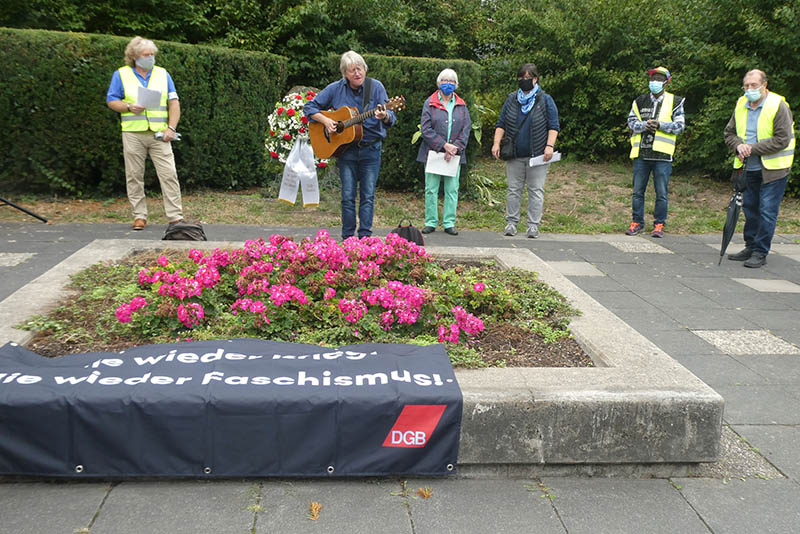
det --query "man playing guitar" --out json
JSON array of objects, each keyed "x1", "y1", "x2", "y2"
[{"x1": 304, "y1": 50, "x2": 395, "y2": 241}]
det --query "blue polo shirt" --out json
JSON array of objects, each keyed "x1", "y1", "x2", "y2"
[
  {"x1": 745, "y1": 98, "x2": 765, "y2": 171},
  {"x1": 304, "y1": 78, "x2": 395, "y2": 145},
  {"x1": 106, "y1": 67, "x2": 178, "y2": 102}
]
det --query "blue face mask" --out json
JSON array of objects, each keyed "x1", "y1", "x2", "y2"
[
  {"x1": 745, "y1": 87, "x2": 762, "y2": 102},
  {"x1": 135, "y1": 56, "x2": 155, "y2": 71},
  {"x1": 440, "y1": 82, "x2": 456, "y2": 96},
  {"x1": 649, "y1": 80, "x2": 664, "y2": 94}
]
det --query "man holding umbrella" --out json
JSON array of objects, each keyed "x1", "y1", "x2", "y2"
[{"x1": 724, "y1": 69, "x2": 795, "y2": 268}]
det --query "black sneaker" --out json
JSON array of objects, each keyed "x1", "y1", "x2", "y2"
[
  {"x1": 421, "y1": 226, "x2": 435, "y2": 234},
  {"x1": 728, "y1": 247, "x2": 753, "y2": 261},
  {"x1": 743, "y1": 253, "x2": 767, "y2": 268}
]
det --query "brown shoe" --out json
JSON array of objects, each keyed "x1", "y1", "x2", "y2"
[
  {"x1": 168, "y1": 219, "x2": 184, "y2": 226},
  {"x1": 132, "y1": 218, "x2": 146, "y2": 230}
]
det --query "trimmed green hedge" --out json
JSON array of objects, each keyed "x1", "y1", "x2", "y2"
[
  {"x1": 0, "y1": 27, "x2": 287, "y2": 195},
  {"x1": 311, "y1": 54, "x2": 481, "y2": 192}
]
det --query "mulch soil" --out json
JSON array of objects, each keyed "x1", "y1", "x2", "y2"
[{"x1": 25, "y1": 256, "x2": 594, "y2": 368}]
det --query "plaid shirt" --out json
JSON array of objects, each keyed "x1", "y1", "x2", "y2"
[{"x1": 627, "y1": 93, "x2": 686, "y2": 161}]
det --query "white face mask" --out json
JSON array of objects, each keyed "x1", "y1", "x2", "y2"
[{"x1": 135, "y1": 56, "x2": 155, "y2": 70}]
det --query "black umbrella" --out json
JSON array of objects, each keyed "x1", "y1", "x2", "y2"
[{"x1": 718, "y1": 159, "x2": 748, "y2": 265}]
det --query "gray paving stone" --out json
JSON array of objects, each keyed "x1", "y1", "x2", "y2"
[
  {"x1": 542, "y1": 478, "x2": 707, "y2": 534},
  {"x1": 588, "y1": 290, "x2": 651, "y2": 310},
  {"x1": 641, "y1": 329, "x2": 725, "y2": 356},
  {"x1": 567, "y1": 275, "x2": 628, "y2": 292},
  {"x1": 546, "y1": 260, "x2": 605, "y2": 277},
  {"x1": 731, "y1": 354, "x2": 800, "y2": 384},
  {"x1": 608, "y1": 240, "x2": 673, "y2": 254},
  {"x1": 731, "y1": 424, "x2": 800, "y2": 480},
  {"x1": 670, "y1": 353, "x2": 767, "y2": 387},
  {"x1": 610, "y1": 307, "x2": 685, "y2": 333},
  {"x1": 408, "y1": 478, "x2": 562, "y2": 534},
  {"x1": 689, "y1": 424, "x2": 783, "y2": 480},
  {"x1": 601, "y1": 270, "x2": 693, "y2": 293},
  {"x1": 634, "y1": 287, "x2": 721, "y2": 309},
  {"x1": 692, "y1": 329, "x2": 800, "y2": 355},
  {"x1": 91, "y1": 481, "x2": 255, "y2": 534},
  {"x1": 700, "y1": 290, "x2": 796, "y2": 311},
  {"x1": 733, "y1": 278, "x2": 800, "y2": 293},
  {"x1": 715, "y1": 385, "x2": 800, "y2": 425},
  {"x1": 527, "y1": 248, "x2": 582, "y2": 262},
  {"x1": 674, "y1": 478, "x2": 800, "y2": 534},
  {"x1": 746, "y1": 310, "x2": 800, "y2": 332},
  {"x1": 256, "y1": 479, "x2": 410, "y2": 534},
  {"x1": 658, "y1": 307, "x2": 759, "y2": 330},
  {"x1": 771, "y1": 329, "x2": 800, "y2": 347},
  {"x1": 0, "y1": 482, "x2": 109, "y2": 534}
]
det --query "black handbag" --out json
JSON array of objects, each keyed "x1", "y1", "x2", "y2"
[
  {"x1": 162, "y1": 222, "x2": 207, "y2": 241},
  {"x1": 391, "y1": 219, "x2": 424, "y2": 246},
  {"x1": 499, "y1": 136, "x2": 515, "y2": 160}
]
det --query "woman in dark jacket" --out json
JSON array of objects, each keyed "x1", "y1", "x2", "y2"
[
  {"x1": 491, "y1": 63, "x2": 560, "y2": 238},
  {"x1": 416, "y1": 69, "x2": 471, "y2": 236}
]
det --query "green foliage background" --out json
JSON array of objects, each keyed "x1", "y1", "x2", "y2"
[
  {"x1": 0, "y1": 27, "x2": 287, "y2": 194},
  {"x1": 2, "y1": 0, "x2": 799, "y2": 195}
]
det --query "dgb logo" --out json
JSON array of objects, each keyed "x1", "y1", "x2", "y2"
[{"x1": 383, "y1": 405, "x2": 446, "y2": 448}]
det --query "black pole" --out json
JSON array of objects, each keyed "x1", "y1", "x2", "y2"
[{"x1": 0, "y1": 197, "x2": 48, "y2": 223}]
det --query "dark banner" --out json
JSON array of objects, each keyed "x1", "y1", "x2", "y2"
[{"x1": 0, "y1": 339, "x2": 462, "y2": 477}]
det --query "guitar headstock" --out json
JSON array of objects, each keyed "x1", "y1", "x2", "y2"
[{"x1": 385, "y1": 96, "x2": 406, "y2": 112}]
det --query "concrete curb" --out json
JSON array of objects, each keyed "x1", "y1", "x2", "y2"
[
  {"x1": 1, "y1": 240, "x2": 724, "y2": 470},
  {"x1": 427, "y1": 246, "x2": 723, "y2": 466}
]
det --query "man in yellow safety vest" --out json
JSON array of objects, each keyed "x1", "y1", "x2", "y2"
[
  {"x1": 626, "y1": 66, "x2": 686, "y2": 238},
  {"x1": 724, "y1": 69, "x2": 795, "y2": 268},
  {"x1": 106, "y1": 36, "x2": 183, "y2": 231}
]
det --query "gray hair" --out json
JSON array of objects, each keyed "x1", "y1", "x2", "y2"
[
  {"x1": 744, "y1": 69, "x2": 767, "y2": 84},
  {"x1": 436, "y1": 68, "x2": 459, "y2": 87},
  {"x1": 124, "y1": 37, "x2": 157, "y2": 67},
  {"x1": 339, "y1": 50, "x2": 368, "y2": 78}
]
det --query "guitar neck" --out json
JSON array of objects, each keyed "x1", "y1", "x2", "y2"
[{"x1": 341, "y1": 106, "x2": 381, "y2": 129}]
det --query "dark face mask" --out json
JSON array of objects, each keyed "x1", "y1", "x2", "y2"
[{"x1": 518, "y1": 78, "x2": 535, "y2": 92}]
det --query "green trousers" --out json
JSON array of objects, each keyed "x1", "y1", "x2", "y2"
[{"x1": 424, "y1": 167, "x2": 461, "y2": 228}]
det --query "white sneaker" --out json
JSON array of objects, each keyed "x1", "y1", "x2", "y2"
[
  {"x1": 527, "y1": 226, "x2": 539, "y2": 238},
  {"x1": 504, "y1": 224, "x2": 517, "y2": 236}
]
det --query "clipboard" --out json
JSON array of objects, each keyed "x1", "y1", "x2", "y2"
[
  {"x1": 529, "y1": 151, "x2": 561, "y2": 167},
  {"x1": 137, "y1": 86, "x2": 163, "y2": 110},
  {"x1": 425, "y1": 151, "x2": 460, "y2": 177}
]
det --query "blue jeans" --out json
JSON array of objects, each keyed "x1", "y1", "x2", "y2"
[
  {"x1": 337, "y1": 143, "x2": 382, "y2": 239},
  {"x1": 632, "y1": 158, "x2": 672, "y2": 226},
  {"x1": 742, "y1": 170, "x2": 788, "y2": 255}
]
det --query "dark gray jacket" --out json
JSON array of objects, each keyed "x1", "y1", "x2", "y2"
[{"x1": 416, "y1": 91, "x2": 471, "y2": 165}]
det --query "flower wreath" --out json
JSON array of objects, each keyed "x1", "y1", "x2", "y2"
[{"x1": 265, "y1": 90, "x2": 328, "y2": 169}]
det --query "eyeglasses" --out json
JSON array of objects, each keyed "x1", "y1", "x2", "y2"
[{"x1": 742, "y1": 83, "x2": 763, "y2": 90}]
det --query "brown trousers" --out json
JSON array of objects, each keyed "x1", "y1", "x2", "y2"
[{"x1": 122, "y1": 131, "x2": 183, "y2": 221}]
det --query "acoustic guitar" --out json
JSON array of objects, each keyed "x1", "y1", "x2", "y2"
[{"x1": 308, "y1": 96, "x2": 406, "y2": 159}]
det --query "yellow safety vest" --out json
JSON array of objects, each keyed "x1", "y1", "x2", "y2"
[
  {"x1": 630, "y1": 92, "x2": 677, "y2": 159},
  {"x1": 733, "y1": 91, "x2": 795, "y2": 170},
  {"x1": 118, "y1": 66, "x2": 169, "y2": 132}
]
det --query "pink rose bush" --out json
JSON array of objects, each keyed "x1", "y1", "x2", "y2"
[{"x1": 113, "y1": 231, "x2": 494, "y2": 346}]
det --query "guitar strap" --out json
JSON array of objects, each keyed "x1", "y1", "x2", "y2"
[{"x1": 362, "y1": 77, "x2": 372, "y2": 111}]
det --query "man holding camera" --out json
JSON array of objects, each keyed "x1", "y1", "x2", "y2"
[
  {"x1": 626, "y1": 66, "x2": 685, "y2": 238},
  {"x1": 106, "y1": 36, "x2": 183, "y2": 231}
]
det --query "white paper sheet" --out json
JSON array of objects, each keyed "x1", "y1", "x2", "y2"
[
  {"x1": 529, "y1": 151, "x2": 561, "y2": 167},
  {"x1": 425, "y1": 151, "x2": 460, "y2": 177},
  {"x1": 137, "y1": 86, "x2": 163, "y2": 110}
]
